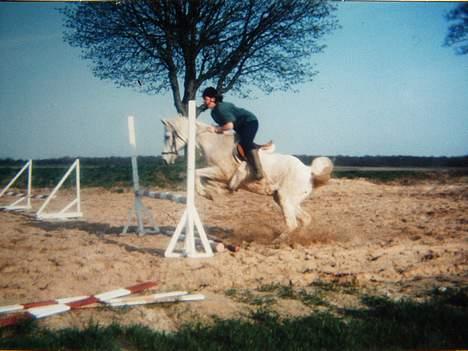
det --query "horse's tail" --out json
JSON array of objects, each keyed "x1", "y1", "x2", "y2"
[{"x1": 310, "y1": 157, "x2": 333, "y2": 188}]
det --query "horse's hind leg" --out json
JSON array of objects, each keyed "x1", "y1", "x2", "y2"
[
  {"x1": 296, "y1": 206, "x2": 311, "y2": 227},
  {"x1": 284, "y1": 204, "x2": 298, "y2": 232},
  {"x1": 228, "y1": 162, "x2": 248, "y2": 191}
]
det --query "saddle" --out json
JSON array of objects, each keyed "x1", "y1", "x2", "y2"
[{"x1": 234, "y1": 141, "x2": 274, "y2": 162}]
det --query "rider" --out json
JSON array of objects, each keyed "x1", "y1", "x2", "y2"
[{"x1": 200, "y1": 87, "x2": 264, "y2": 182}]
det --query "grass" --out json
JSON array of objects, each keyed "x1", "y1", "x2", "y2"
[
  {"x1": 310, "y1": 279, "x2": 360, "y2": 296},
  {"x1": 0, "y1": 288, "x2": 466, "y2": 350},
  {"x1": 255, "y1": 282, "x2": 329, "y2": 307},
  {"x1": 225, "y1": 287, "x2": 277, "y2": 306}
]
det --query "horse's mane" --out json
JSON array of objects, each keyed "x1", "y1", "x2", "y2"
[{"x1": 166, "y1": 115, "x2": 212, "y2": 135}]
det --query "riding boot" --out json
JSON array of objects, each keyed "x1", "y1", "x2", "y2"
[{"x1": 248, "y1": 149, "x2": 264, "y2": 180}]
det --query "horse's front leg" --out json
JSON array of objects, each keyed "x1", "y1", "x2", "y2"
[
  {"x1": 195, "y1": 166, "x2": 224, "y2": 200},
  {"x1": 272, "y1": 190, "x2": 299, "y2": 244},
  {"x1": 228, "y1": 161, "x2": 249, "y2": 191}
]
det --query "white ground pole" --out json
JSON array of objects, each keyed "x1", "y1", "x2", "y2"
[
  {"x1": 0, "y1": 160, "x2": 32, "y2": 211},
  {"x1": 36, "y1": 159, "x2": 82, "y2": 220},
  {"x1": 165, "y1": 100, "x2": 213, "y2": 258},
  {"x1": 122, "y1": 116, "x2": 159, "y2": 235}
]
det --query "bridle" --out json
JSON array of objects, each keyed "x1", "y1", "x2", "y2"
[{"x1": 161, "y1": 126, "x2": 187, "y2": 157}]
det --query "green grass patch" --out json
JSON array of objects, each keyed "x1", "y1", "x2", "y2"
[
  {"x1": 256, "y1": 280, "x2": 360, "y2": 307},
  {"x1": 228, "y1": 284, "x2": 326, "y2": 307},
  {"x1": 225, "y1": 288, "x2": 276, "y2": 306},
  {"x1": 297, "y1": 289, "x2": 328, "y2": 307},
  {"x1": 310, "y1": 279, "x2": 360, "y2": 295}
]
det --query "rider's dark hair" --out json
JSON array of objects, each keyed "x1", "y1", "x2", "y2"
[{"x1": 202, "y1": 87, "x2": 223, "y2": 102}]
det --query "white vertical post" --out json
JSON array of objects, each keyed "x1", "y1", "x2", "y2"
[
  {"x1": 122, "y1": 116, "x2": 158, "y2": 235},
  {"x1": 129, "y1": 116, "x2": 144, "y2": 234},
  {"x1": 185, "y1": 101, "x2": 197, "y2": 255},
  {"x1": 128, "y1": 116, "x2": 140, "y2": 193},
  {"x1": 165, "y1": 100, "x2": 213, "y2": 258},
  {"x1": 76, "y1": 159, "x2": 81, "y2": 214},
  {"x1": 27, "y1": 160, "x2": 32, "y2": 209}
]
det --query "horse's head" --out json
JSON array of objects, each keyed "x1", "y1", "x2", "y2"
[{"x1": 161, "y1": 117, "x2": 189, "y2": 165}]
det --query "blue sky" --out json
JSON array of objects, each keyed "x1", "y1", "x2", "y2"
[{"x1": 0, "y1": 2, "x2": 466, "y2": 160}]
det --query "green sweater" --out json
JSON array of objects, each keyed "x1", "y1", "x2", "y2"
[{"x1": 211, "y1": 102, "x2": 257, "y2": 129}]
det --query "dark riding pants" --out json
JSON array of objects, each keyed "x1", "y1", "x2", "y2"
[{"x1": 236, "y1": 120, "x2": 258, "y2": 153}]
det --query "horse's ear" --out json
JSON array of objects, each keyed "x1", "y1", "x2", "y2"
[{"x1": 162, "y1": 119, "x2": 175, "y2": 130}]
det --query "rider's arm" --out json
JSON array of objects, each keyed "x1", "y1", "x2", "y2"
[
  {"x1": 215, "y1": 122, "x2": 234, "y2": 133},
  {"x1": 197, "y1": 104, "x2": 208, "y2": 117}
]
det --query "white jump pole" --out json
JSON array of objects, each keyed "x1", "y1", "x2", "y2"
[
  {"x1": 122, "y1": 116, "x2": 159, "y2": 235},
  {"x1": 165, "y1": 100, "x2": 213, "y2": 258},
  {"x1": 0, "y1": 160, "x2": 32, "y2": 210}
]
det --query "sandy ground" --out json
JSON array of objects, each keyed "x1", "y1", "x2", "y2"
[{"x1": 0, "y1": 177, "x2": 466, "y2": 331}]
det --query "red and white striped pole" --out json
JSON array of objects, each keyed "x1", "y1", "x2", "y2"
[{"x1": 0, "y1": 281, "x2": 157, "y2": 327}]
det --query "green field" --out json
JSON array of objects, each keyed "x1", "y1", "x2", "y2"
[{"x1": 1, "y1": 157, "x2": 466, "y2": 190}]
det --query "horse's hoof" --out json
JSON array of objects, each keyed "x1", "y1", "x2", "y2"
[
  {"x1": 228, "y1": 180, "x2": 241, "y2": 192},
  {"x1": 272, "y1": 232, "x2": 289, "y2": 246},
  {"x1": 198, "y1": 191, "x2": 213, "y2": 201}
]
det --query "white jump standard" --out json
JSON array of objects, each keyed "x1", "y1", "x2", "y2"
[
  {"x1": 36, "y1": 159, "x2": 82, "y2": 220},
  {"x1": 0, "y1": 159, "x2": 82, "y2": 220},
  {"x1": 164, "y1": 101, "x2": 213, "y2": 258},
  {"x1": 0, "y1": 160, "x2": 32, "y2": 211},
  {"x1": 123, "y1": 116, "x2": 189, "y2": 235},
  {"x1": 124, "y1": 102, "x2": 213, "y2": 258},
  {"x1": 123, "y1": 115, "x2": 160, "y2": 236}
]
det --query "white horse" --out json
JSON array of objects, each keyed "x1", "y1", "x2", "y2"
[{"x1": 161, "y1": 116, "x2": 333, "y2": 237}]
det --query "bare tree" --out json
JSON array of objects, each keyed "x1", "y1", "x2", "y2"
[
  {"x1": 444, "y1": 3, "x2": 468, "y2": 55},
  {"x1": 62, "y1": 0, "x2": 337, "y2": 115}
]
